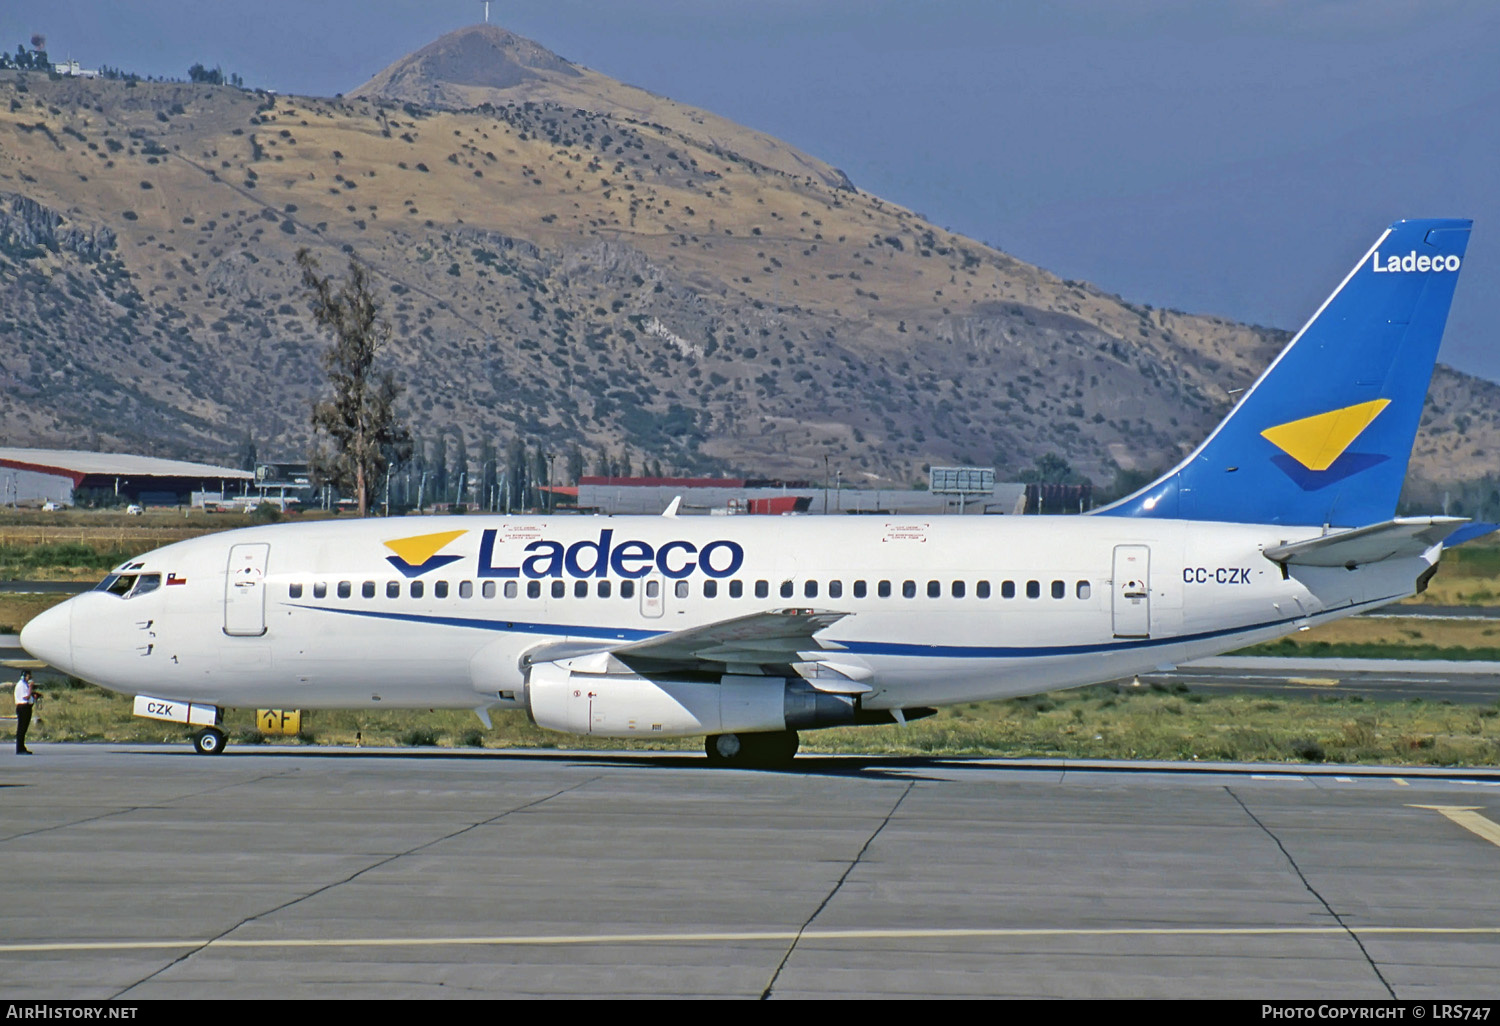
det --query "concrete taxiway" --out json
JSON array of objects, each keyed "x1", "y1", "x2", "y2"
[
  {"x1": 1, "y1": 745, "x2": 1497, "y2": 999},
  {"x1": 1141, "y1": 656, "x2": 1500, "y2": 705}
]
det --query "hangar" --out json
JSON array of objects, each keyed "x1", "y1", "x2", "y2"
[
  {"x1": 0, "y1": 447, "x2": 253, "y2": 508},
  {"x1": 575, "y1": 476, "x2": 1031, "y2": 516}
]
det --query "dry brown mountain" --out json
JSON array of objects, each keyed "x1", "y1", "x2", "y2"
[
  {"x1": 1, "y1": 23, "x2": 1497, "y2": 505},
  {"x1": 352, "y1": 25, "x2": 855, "y2": 191}
]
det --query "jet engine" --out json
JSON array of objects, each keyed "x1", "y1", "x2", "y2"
[{"x1": 525, "y1": 659, "x2": 857, "y2": 739}]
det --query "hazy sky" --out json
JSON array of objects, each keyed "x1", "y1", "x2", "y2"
[{"x1": 7, "y1": 1, "x2": 1499, "y2": 380}]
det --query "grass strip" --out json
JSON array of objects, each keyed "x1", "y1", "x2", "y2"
[{"x1": 12, "y1": 678, "x2": 1498, "y2": 767}]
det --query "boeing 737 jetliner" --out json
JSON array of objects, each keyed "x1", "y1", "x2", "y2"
[{"x1": 20, "y1": 219, "x2": 1485, "y2": 765}]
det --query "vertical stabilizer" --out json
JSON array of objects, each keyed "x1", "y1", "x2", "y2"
[{"x1": 1094, "y1": 219, "x2": 1471, "y2": 526}]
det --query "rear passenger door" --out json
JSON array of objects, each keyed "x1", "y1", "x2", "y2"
[{"x1": 1111, "y1": 545, "x2": 1150, "y2": 638}]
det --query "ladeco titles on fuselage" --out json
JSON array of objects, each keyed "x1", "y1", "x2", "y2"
[{"x1": 385, "y1": 528, "x2": 746, "y2": 581}]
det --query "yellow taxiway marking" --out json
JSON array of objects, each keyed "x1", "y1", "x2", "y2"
[
  {"x1": 1288, "y1": 677, "x2": 1339, "y2": 687},
  {"x1": 5, "y1": 925, "x2": 1500, "y2": 955},
  {"x1": 1409, "y1": 805, "x2": 1500, "y2": 848},
  {"x1": 1393, "y1": 779, "x2": 1410, "y2": 787}
]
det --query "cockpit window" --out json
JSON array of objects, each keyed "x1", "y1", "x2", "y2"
[
  {"x1": 98, "y1": 574, "x2": 137, "y2": 597},
  {"x1": 129, "y1": 574, "x2": 161, "y2": 598}
]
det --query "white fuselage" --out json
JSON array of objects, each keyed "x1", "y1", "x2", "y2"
[{"x1": 25, "y1": 513, "x2": 1431, "y2": 728}]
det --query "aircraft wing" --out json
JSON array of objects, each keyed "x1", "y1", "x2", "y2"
[
  {"x1": 611, "y1": 607, "x2": 849, "y2": 669},
  {"x1": 1262, "y1": 516, "x2": 1471, "y2": 568}
]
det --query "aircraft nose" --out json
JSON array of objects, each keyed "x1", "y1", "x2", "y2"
[{"x1": 19, "y1": 600, "x2": 73, "y2": 673}]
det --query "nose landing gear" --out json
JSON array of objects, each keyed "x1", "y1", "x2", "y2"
[{"x1": 192, "y1": 727, "x2": 228, "y2": 755}]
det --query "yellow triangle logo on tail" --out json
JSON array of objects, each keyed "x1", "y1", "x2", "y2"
[{"x1": 1260, "y1": 399, "x2": 1390, "y2": 472}]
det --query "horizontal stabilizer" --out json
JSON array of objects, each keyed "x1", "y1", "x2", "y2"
[
  {"x1": 1262, "y1": 517, "x2": 1469, "y2": 568},
  {"x1": 1444, "y1": 522, "x2": 1499, "y2": 548}
]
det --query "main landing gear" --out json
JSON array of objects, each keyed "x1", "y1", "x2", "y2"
[
  {"x1": 704, "y1": 730, "x2": 800, "y2": 768},
  {"x1": 192, "y1": 727, "x2": 228, "y2": 755}
]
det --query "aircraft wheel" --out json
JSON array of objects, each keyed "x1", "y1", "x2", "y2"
[
  {"x1": 705, "y1": 733, "x2": 742, "y2": 764},
  {"x1": 193, "y1": 727, "x2": 228, "y2": 755},
  {"x1": 705, "y1": 731, "x2": 798, "y2": 768},
  {"x1": 751, "y1": 730, "x2": 799, "y2": 766}
]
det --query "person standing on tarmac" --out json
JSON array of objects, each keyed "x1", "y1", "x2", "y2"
[{"x1": 13, "y1": 670, "x2": 35, "y2": 755}]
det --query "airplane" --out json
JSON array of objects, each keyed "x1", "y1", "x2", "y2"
[{"x1": 19, "y1": 217, "x2": 1488, "y2": 766}]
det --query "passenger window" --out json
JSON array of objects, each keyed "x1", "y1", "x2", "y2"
[
  {"x1": 853, "y1": 580, "x2": 867, "y2": 598},
  {"x1": 755, "y1": 580, "x2": 769, "y2": 599},
  {"x1": 504, "y1": 581, "x2": 518, "y2": 599},
  {"x1": 804, "y1": 580, "x2": 818, "y2": 599},
  {"x1": 878, "y1": 580, "x2": 891, "y2": 598},
  {"x1": 1001, "y1": 580, "x2": 1015, "y2": 599},
  {"x1": 130, "y1": 574, "x2": 161, "y2": 598},
  {"x1": 1076, "y1": 581, "x2": 1091, "y2": 600},
  {"x1": 675, "y1": 581, "x2": 689, "y2": 599},
  {"x1": 551, "y1": 580, "x2": 566, "y2": 598},
  {"x1": 951, "y1": 580, "x2": 965, "y2": 598},
  {"x1": 977, "y1": 581, "x2": 991, "y2": 599},
  {"x1": 483, "y1": 581, "x2": 496, "y2": 599},
  {"x1": 927, "y1": 580, "x2": 940, "y2": 598},
  {"x1": 598, "y1": 581, "x2": 612, "y2": 598},
  {"x1": 574, "y1": 580, "x2": 588, "y2": 598},
  {"x1": 703, "y1": 580, "x2": 718, "y2": 598},
  {"x1": 338, "y1": 581, "x2": 351, "y2": 599},
  {"x1": 314, "y1": 581, "x2": 328, "y2": 599},
  {"x1": 729, "y1": 580, "x2": 743, "y2": 598},
  {"x1": 362, "y1": 581, "x2": 376, "y2": 599},
  {"x1": 386, "y1": 581, "x2": 400, "y2": 599},
  {"x1": 435, "y1": 581, "x2": 449, "y2": 599},
  {"x1": 410, "y1": 581, "x2": 423, "y2": 599},
  {"x1": 289, "y1": 583, "x2": 303, "y2": 599},
  {"x1": 460, "y1": 581, "x2": 474, "y2": 599},
  {"x1": 780, "y1": 580, "x2": 794, "y2": 598},
  {"x1": 527, "y1": 581, "x2": 541, "y2": 599},
  {"x1": 829, "y1": 580, "x2": 842, "y2": 599},
  {"x1": 1051, "y1": 580, "x2": 1065, "y2": 599},
  {"x1": 621, "y1": 580, "x2": 635, "y2": 599},
  {"x1": 1026, "y1": 580, "x2": 1040, "y2": 599},
  {"x1": 903, "y1": 580, "x2": 916, "y2": 599},
  {"x1": 646, "y1": 580, "x2": 660, "y2": 598}
]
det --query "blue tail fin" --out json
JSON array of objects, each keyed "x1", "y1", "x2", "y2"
[{"x1": 1094, "y1": 218, "x2": 1471, "y2": 527}]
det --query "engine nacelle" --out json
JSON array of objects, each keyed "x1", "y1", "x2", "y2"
[{"x1": 526, "y1": 663, "x2": 857, "y2": 738}]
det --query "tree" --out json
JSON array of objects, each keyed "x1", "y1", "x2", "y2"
[
  {"x1": 451, "y1": 433, "x2": 469, "y2": 506},
  {"x1": 188, "y1": 62, "x2": 225, "y2": 85},
  {"x1": 1019, "y1": 452, "x2": 1088, "y2": 486},
  {"x1": 479, "y1": 439, "x2": 498, "y2": 511},
  {"x1": 238, "y1": 431, "x2": 258, "y2": 473},
  {"x1": 432, "y1": 434, "x2": 448, "y2": 507},
  {"x1": 298, "y1": 248, "x2": 410, "y2": 516}
]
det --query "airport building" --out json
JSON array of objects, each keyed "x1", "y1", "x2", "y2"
[
  {"x1": 0, "y1": 447, "x2": 253, "y2": 508},
  {"x1": 575, "y1": 475, "x2": 1030, "y2": 516}
]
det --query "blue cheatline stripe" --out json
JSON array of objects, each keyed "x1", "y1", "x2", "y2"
[
  {"x1": 287, "y1": 603, "x2": 660, "y2": 643},
  {"x1": 287, "y1": 592, "x2": 1405, "y2": 660}
]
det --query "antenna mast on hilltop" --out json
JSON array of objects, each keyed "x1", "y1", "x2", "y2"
[{"x1": 481, "y1": 2, "x2": 490, "y2": 23}]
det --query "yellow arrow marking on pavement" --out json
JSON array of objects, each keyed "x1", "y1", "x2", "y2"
[{"x1": 1409, "y1": 805, "x2": 1500, "y2": 849}]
